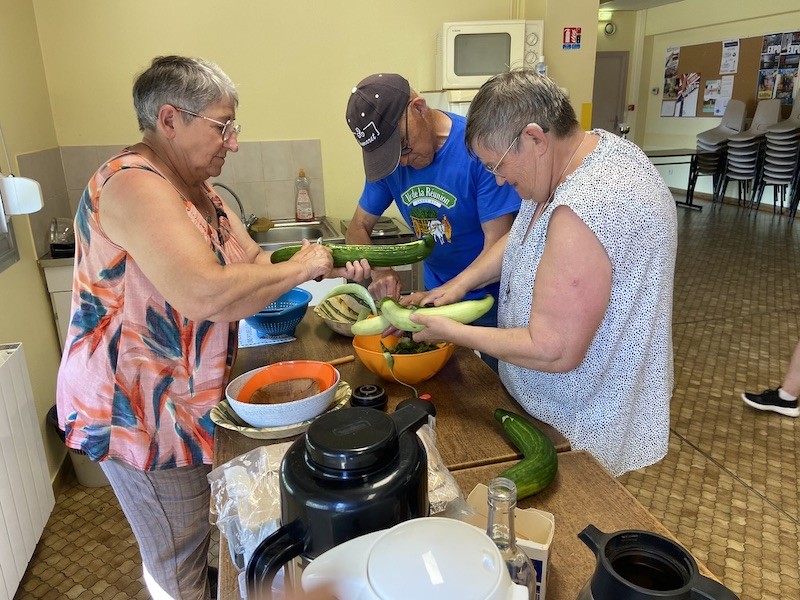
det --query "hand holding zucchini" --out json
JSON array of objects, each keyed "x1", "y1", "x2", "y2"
[
  {"x1": 494, "y1": 409, "x2": 558, "y2": 499},
  {"x1": 270, "y1": 234, "x2": 435, "y2": 268},
  {"x1": 314, "y1": 283, "x2": 495, "y2": 336},
  {"x1": 379, "y1": 295, "x2": 494, "y2": 333}
]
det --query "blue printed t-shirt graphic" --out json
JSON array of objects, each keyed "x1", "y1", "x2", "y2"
[{"x1": 358, "y1": 112, "x2": 521, "y2": 300}]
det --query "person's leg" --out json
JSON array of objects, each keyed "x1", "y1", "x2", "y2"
[
  {"x1": 780, "y1": 338, "x2": 800, "y2": 396},
  {"x1": 101, "y1": 459, "x2": 213, "y2": 600},
  {"x1": 742, "y1": 339, "x2": 800, "y2": 417}
]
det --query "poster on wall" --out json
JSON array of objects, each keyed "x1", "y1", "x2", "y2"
[
  {"x1": 720, "y1": 39, "x2": 739, "y2": 74},
  {"x1": 674, "y1": 72, "x2": 700, "y2": 117},
  {"x1": 714, "y1": 75, "x2": 735, "y2": 116},
  {"x1": 703, "y1": 80, "x2": 720, "y2": 113},
  {"x1": 757, "y1": 53, "x2": 778, "y2": 100},
  {"x1": 777, "y1": 32, "x2": 800, "y2": 104},
  {"x1": 757, "y1": 31, "x2": 798, "y2": 104},
  {"x1": 661, "y1": 47, "x2": 680, "y2": 116}
]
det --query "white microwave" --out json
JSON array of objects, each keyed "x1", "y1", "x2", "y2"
[{"x1": 435, "y1": 20, "x2": 544, "y2": 90}]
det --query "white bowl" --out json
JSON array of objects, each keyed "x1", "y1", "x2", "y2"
[{"x1": 225, "y1": 361, "x2": 340, "y2": 428}]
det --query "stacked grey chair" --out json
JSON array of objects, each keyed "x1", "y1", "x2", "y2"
[
  {"x1": 750, "y1": 101, "x2": 800, "y2": 217},
  {"x1": 718, "y1": 99, "x2": 781, "y2": 206},
  {"x1": 691, "y1": 99, "x2": 746, "y2": 203}
]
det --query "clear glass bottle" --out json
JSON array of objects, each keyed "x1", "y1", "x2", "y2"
[
  {"x1": 295, "y1": 168, "x2": 315, "y2": 222},
  {"x1": 486, "y1": 477, "x2": 536, "y2": 598}
]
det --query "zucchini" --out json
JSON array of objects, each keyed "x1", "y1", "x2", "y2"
[
  {"x1": 350, "y1": 314, "x2": 391, "y2": 336},
  {"x1": 270, "y1": 234, "x2": 435, "y2": 268},
  {"x1": 494, "y1": 409, "x2": 558, "y2": 499},
  {"x1": 379, "y1": 295, "x2": 495, "y2": 333}
]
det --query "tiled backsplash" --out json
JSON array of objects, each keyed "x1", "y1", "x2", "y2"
[{"x1": 18, "y1": 139, "x2": 324, "y2": 258}]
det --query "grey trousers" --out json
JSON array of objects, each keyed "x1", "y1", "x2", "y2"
[{"x1": 101, "y1": 458, "x2": 213, "y2": 600}]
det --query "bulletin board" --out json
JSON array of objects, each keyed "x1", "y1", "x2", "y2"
[{"x1": 665, "y1": 34, "x2": 795, "y2": 119}]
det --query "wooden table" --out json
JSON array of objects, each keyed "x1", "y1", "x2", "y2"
[
  {"x1": 452, "y1": 451, "x2": 718, "y2": 600},
  {"x1": 224, "y1": 309, "x2": 570, "y2": 470},
  {"x1": 214, "y1": 309, "x2": 570, "y2": 598}
]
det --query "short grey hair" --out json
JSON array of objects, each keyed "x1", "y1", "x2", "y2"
[
  {"x1": 132, "y1": 55, "x2": 239, "y2": 132},
  {"x1": 466, "y1": 69, "x2": 578, "y2": 155}
]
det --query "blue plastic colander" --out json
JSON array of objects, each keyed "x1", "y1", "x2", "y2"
[{"x1": 244, "y1": 287, "x2": 312, "y2": 337}]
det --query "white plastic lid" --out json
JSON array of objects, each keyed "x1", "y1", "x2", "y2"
[{"x1": 367, "y1": 518, "x2": 509, "y2": 599}]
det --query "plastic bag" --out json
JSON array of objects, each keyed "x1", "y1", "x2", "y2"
[
  {"x1": 208, "y1": 442, "x2": 293, "y2": 571},
  {"x1": 417, "y1": 420, "x2": 472, "y2": 517}
]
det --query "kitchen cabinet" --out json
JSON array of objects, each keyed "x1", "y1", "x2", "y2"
[{"x1": 39, "y1": 258, "x2": 74, "y2": 352}]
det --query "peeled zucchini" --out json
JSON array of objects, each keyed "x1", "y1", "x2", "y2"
[{"x1": 379, "y1": 295, "x2": 495, "y2": 333}]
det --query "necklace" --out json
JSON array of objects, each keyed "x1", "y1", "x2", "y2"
[
  {"x1": 138, "y1": 141, "x2": 215, "y2": 224},
  {"x1": 532, "y1": 131, "x2": 589, "y2": 222}
]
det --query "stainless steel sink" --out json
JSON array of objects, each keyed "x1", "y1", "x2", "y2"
[{"x1": 251, "y1": 218, "x2": 344, "y2": 252}]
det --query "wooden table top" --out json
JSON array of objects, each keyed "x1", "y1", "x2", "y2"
[
  {"x1": 452, "y1": 451, "x2": 718, "y2": 600},
  {"x1": 225, "y1": 309, "x2": 570, "y2": 470}
]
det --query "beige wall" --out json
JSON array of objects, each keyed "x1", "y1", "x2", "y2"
[
  {"x1": 532, "y1": 1, "x2": 601, "y2": 128},
  {"x1": 33, "y1": 0, "x2": 515, "y2": 221},
  {"x1": 0, "y1": 0, "x2": 66, "y2": 480}
]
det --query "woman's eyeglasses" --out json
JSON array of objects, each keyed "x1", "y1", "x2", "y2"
[
  {"x1": 484, "y1": 123, "x2": 549, "y2": 177},
  {"x1": 174, "y1": 107, "x2": 241, "y2": 142}
]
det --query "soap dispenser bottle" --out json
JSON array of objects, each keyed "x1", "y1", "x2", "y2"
[
  {"x1": 295, "y1": 168, "x2": 315, "y2": 222},
  {"x1": 535, "y1": 56, "x2": 548, "y2": 78}
]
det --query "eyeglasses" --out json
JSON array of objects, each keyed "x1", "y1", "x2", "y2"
[
  {"x1": 484, "y1": 123, "x2": 549, "y2": 177},
  {"x1": 174, "y1": 107, "x2": 241, "y2": 142},
  {"x1": 400, "y1": 101, "x2": 413, "y2": 156}
]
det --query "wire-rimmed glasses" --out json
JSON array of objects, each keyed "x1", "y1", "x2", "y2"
[
  {"x1": 484, "y1": 123, "x2": 549, "y2": 177},
  {"x1": 174, "y1": 107, "x2": 241, "y2": 142}
]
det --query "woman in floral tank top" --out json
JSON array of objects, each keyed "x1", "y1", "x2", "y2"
[{"x1": 56, "y1": 56, "x2": 369, "y2": 600}]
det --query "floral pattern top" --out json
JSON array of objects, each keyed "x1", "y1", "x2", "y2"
[{"x1": 56, "y1": 149, "x2": 249, "y2": 470}]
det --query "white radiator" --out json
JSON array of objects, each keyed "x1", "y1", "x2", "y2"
[{"x1": 0, "y1": 343, "x2": 55, "y2": 600}]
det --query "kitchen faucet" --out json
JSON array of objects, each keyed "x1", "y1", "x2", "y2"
[{"x1": 211, "y1": 182, "x2": 258, "y2": 229}]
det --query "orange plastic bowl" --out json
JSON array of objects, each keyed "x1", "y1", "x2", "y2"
[
  {"x1": 225, "y1": 361, "x2": 339, "y2": 428},
  {"x1": 352, "y1": 334, "x2": 455, "y2": 385}
]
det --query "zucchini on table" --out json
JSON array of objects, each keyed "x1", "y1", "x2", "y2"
[
  {"x1": 494, "y1": 408, "x2": 558, "y2": 499},
  {"x1": 270, "y1": 234, "x2": 435, "y2": 267}
]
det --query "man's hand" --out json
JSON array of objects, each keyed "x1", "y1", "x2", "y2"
[
  {"x1": 332, "y1": 259, "x2": 371, "y2": 282},
  {"x1": 367, "y1": 269, "x2": 402, "y2": 301}
]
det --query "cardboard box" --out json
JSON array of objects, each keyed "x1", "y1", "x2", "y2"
[{"x1": 466, "y1": 484, "x2": 554, "y2": 600}]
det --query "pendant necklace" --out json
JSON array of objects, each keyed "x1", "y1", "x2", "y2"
[{"x1": 532, "y1": 131, "x2": 589, "y2": 223}]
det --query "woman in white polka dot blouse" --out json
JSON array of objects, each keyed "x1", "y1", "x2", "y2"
[{"x1": 411, "y1": 70, "x2": 677, "y2": 476}]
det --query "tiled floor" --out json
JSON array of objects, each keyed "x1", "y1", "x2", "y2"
[{"x1": 14, "y1": 196, "x2": 800, "y2": 599}]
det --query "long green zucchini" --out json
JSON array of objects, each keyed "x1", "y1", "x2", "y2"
[
  {"x1": 494, "y1": 409, "x2": 558, "y2": 499},
  {"x1": 270, "y1": 234, "x2": 435, "y2": 268},
  {"x1": 379, "y1": 295, "x2": 494, "y2": 333}
]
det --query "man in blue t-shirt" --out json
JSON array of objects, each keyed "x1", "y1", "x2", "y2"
[{"x1": 343, "y1": 73, "x2": 520, "y2": 368}]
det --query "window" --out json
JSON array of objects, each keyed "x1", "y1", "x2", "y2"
[{"x1": 0, "y1": 199, "x2": 20, "y2": 273}]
